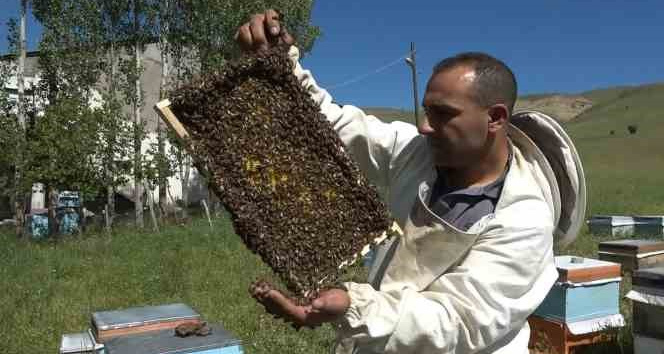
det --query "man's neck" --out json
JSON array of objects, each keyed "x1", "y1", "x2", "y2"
[{"x1": 442, "y1": 140, "x2": 511, "y2": 190}]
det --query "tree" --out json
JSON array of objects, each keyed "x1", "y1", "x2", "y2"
[
  {"x1": 10, "y1": 0, "x2": 29, "y2": 237},
  {"x1": 98, "y1": 0, "x2": 134, "y2": 231},
  {"x1": 32, "y1": 0, "x2": 115, "y2": 235},
  {"x1": 0, "y1": 60, "x2": 20, "y2": 221}
]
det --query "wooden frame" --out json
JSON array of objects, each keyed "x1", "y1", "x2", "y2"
[{"x1": 153, "y1": 99, "x2": 402, "y2": 278}]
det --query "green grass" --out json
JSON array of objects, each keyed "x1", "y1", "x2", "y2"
[{"x1": 0, "y1": 218, "x2": 334, "y2": 354}]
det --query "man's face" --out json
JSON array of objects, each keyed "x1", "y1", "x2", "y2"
[{"x1": 420, "y1": 65, "x2": 492, "y2": 168}]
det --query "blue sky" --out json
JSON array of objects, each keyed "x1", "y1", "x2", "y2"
[{"x1": 2, "y1": 0, "x2": 664, "y2": 109}]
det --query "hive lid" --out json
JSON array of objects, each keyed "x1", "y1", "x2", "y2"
[
  {"x1": 60, "y1": 330, "x2": 104, "y2": 354},
  {"x1": 104, "y1": 323, "x2": 241, "y2": 354},
  {"x1": 555, "y1": 255, "x2": 621, "y2": 283},
  {"x1": 599, "y1": 239, "x2": 664, "y2": 255},
  {"x1": 587, "y1": 215, "x2": 635, "y2": 227},
  {"x1": 634, "y1": 215, "x2": 664, "y2": 225},
  {"x1": 92, "y1": 303, "x2": 200, "y2": 331},
  {"x1": 633, "y1": 266, "x2": 664, "y2": 289},
  {"x1": 566, "y1": 313, "x2": 625, "y2": 335}
]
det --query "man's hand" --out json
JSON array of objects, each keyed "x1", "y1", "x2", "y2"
[
  {"x1": 250, "y1": 280, "x2": 350, "y2": 329},
  {"x1": 234, "y1": 9, "x2": 295, "y2": 53}
]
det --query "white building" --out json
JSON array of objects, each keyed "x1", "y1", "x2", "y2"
[{"x1": 1, "y1": 45, "x2": 209, "y2": 217}]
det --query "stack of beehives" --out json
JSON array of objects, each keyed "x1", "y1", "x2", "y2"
[
  {"x1": 528, "y1": 256, "x2": 624, "y2": 354},
  {"x1": 627, "y1": 267, "x2": 664, "y2": 353}
]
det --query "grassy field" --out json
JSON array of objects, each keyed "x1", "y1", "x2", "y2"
[
  {"x1": 0, "y1": 217, "x2": 335, "y2": 353},
  {"x1": 2, "y1": 83, "x2": 663, "y2": 353}
]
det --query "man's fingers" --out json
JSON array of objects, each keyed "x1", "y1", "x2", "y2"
[
  {"x1": 249, "y1": 15, "x2": 268, "y2": 51},
  {"x1": 280, "y1": 28, "x2": 295, "y2": 46},
  {"x1": 264, "y1": 9, "x2": 281, "y2": 36},
  {"x1": 236, "y1": 24, "x2": 253, "y2": 50}
]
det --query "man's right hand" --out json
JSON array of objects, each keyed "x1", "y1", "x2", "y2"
[{"x1": 234, "y1": 9, "x2": 295, "y2": 53}]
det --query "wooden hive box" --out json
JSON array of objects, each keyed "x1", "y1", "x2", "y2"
[
  {"x1": 634, "y1": 215, "x2": 664, "y2": 236},
  {"x1": 633, "y1": 334, "x2": 664, "y2": 354},
  {"x1": 533, "y1": 256, "x2": 621, "y2": 323},
  {"x1": 104, "y1": 323, "x2": 243, "y2": 354},
  {"x1": 598, "y1": 239, "x2": 664, "y2": 272},
  {"x1": 528, "y1": 314, "x2": 623, "y2": 354},
  {"x1": 628, "y1": 266, "x2": 664, "y2": 353},
  {"x1": 587, "y1": 215, "x2": 635, "y2": 236},
  {"x1": 91, "y1": 303, "x2": 201, "y2": 343}
]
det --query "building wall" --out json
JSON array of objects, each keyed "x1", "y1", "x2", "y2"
[{"x1": 1, "y1": 44, "x2": 209, "y2": 214}]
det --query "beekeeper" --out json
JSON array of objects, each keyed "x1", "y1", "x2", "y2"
[{"x1": 237, "y1": 10, "x2": 586, "y2": 354}]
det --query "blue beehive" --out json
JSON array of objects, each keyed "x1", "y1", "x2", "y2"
[
  {"x1": 57, "y1": 191, "x2": 81, "y2": 235},
  {"x1": 25, "y1": 211, "x2": 49, "y2": 239},
  {"x1": 534, "y1": 256, "x2": 622, "y2": 323}
]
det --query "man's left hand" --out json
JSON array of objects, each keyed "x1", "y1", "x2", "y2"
[{"x1": 250, "y1": 280, "x2": 350, "y2": 328}]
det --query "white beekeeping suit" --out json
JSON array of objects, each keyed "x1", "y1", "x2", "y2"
[{"x1": 288, "y1": 46, "x2": 586, "y2": 354}]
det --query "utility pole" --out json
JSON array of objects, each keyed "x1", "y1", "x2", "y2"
[{"x1": 405, "y1": 42, "x2": 419, "y2": 127}]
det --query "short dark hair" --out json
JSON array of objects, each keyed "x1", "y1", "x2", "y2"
[{"x1": 433, "y1": 52, "x2": 517, "y2": 114}]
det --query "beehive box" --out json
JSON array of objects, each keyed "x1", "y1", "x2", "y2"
[
  {"x1": 628, "y1": 266, "x2": 664, "y2": 349},
  {"x1": 587, "y1": 215, "x2": 635, "y2": 236},
  {"x1": 634, "y1": 215, "x2": 664, "y2": 236},
  {"x1": 91, "y1": 303, "x2": 201, "y2": 342},
  {"x1": 533, "y1": 256, "x2": 621, "y2": 323},
  {"x1": 598, "y1": 239, "x2": 664, "y2": 272},
  {"x1": 104, "y1": 323, "x2": 242, "y2": 354},
  {"x1": 528, "y1": 314, "x2": 623, "y2": 354},
  {"x1": 633, "y1": 334, "x2": 664, "y2": 354},
  {"x1": 155, "y1": 46, "x2": 397, "y2": 298},
  {"x1": 60, "y1": 330, "x2": 104, "y2": 354}
]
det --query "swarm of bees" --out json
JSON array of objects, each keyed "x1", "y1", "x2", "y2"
[{"x1": 169, "y1": 46, "x2": 392, "y2": 299}]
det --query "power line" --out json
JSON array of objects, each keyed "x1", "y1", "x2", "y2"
[{"x1": 327, "y1": 51, "x2": 413, "y2": 90}]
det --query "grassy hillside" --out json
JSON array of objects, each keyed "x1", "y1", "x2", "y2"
[
  {"x1": 362, "y1": 107, "x2": 415, "y2": 124},
  {"x1": 564, "y1": 83, "x2": 664, "y2": 216}
]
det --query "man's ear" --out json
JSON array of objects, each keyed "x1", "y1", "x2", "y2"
[{"x1": 487, "y1": 104, "x2": 509, "y2": 133}]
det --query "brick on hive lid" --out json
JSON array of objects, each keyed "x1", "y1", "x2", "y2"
[{"x1": 598, "y1": 239, "x2": 664, "y2": 272}]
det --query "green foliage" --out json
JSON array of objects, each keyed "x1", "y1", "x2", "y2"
[
  {"x1": 96, "y1": 93, "x2": 134, "y2": 192},
  {"x1": 23, "y1": 98, "x2": 104, "y2": 199},
  {"x1": 171, "y1": 0, "x2": 320, "y2": 75}
]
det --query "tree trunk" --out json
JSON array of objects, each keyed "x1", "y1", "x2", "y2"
[
  {"x1": 144, "y1": 181, "x2": 159, "y2": 233},
  {"x1": 14, "y1": 0, "x2": 28, "y2": 237},
  {"x1": 181, "y1": 156, "x2": 190, "y2": 219},
  {"x1": 105, "y1": 41, "x2": 117, "y2": 231},
  {"x1": 77, "y1": 193, "x2": 85, "y2": 234},
  {"x1": 47, "y1": 186, "x2": 58, "y2": 238},
  {"x1": 157, "y1": 0, "x2": 170, "y2": 220},
  {"x1": 133, "y1": 2, "x2": 144, "y2": 228}
]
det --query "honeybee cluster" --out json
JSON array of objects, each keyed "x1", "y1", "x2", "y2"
[{"x1": 170, "y1": 46, "x2": 392, "y2": 298}]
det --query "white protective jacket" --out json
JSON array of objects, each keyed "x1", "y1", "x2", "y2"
[{"x1": 288, "y1": 47, "x2": 586, "y2": 354}]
